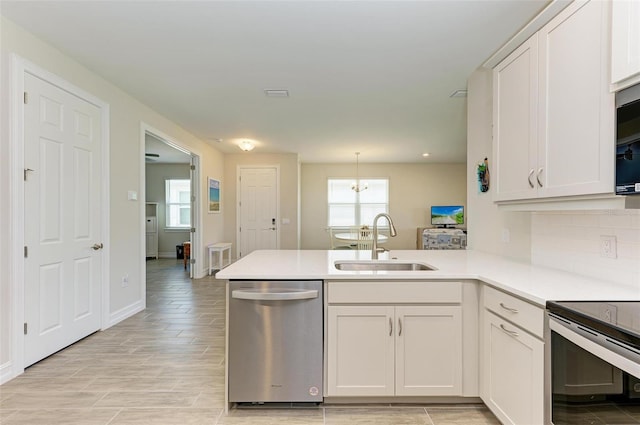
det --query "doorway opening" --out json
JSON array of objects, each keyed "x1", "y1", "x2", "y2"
[{"x1": 142, "y1": 126, "x2": 201, "y2": 289}]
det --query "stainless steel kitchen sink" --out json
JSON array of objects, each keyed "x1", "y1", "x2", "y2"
[{"x1": 334, "y1": 260, "x2": 435, "y2": 271}]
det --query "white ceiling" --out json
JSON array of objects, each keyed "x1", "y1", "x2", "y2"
[{"x1": 1, "y1": 1, "x2": 549, "y2": 163}]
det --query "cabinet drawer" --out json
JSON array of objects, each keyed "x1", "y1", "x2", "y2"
[
  {"x1": 484, "y1": 286, "x2": 543, "y2": 338},
  {"x1": 327, "y1": 281, "x2": 461, "y2": 304}
]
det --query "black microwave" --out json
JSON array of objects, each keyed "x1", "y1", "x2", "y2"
[{"x1": 616, "y1": 83, "x2": 640, "y2": 195}]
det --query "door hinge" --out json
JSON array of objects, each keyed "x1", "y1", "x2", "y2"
[
  {"x1": 190, "y1": 258, "x2": 196, "y2": 264},
  {"x1": 24, "y1": 168, "x2": 34, "y2": 181},
  {"x1": 23, "y1": 92, "x2": 28, "y2": 104},
  {"x1": 191, "y1": 195, "x2": 196, "y2": 202},
  {"x1": 190, "y1": 227, "x2": 196, "y2": 233},
  {"x1": 24, "y1": 246, "x2": 28, "y2": 258},
  {"x1": 190, "y1": 165, "x2": 196, "y2": 170},
  {"x1": 24, "y1": 323, "x2": 28, "y2": 335}
]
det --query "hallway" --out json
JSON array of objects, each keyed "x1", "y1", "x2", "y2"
[{"x1": 0, "y1": 259, "x2": 498, "y2": 425}]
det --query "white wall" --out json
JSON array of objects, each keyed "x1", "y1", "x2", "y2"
[
  {"x1": 301, "y1": 162, "x2": 467, "y2": 250},
  {"x1": 145, "y1": 163, "x2": 191, "y2": 257},
  {"x1": 0, "y1": 16, "x2": 225, "y2": 382}
]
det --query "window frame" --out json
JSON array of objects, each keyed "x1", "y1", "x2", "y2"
[
  {"x1": 165, "y1": 178, "x2": 191, "y2": 229},
  {"x1": 327, "y1": 178, "x2": 389, "y2": 227}
]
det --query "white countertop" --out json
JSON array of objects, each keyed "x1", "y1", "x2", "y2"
[{"x1": 215, "y1": 249, "x2": 640, "y2": 306}]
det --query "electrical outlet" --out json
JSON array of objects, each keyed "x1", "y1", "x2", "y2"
[
  {"x1": 121, "y1": 274, "x2": 129, "y2": 287},
  {"x1": 599, "y1": 235, "x2": 617, "y2": 259},
  {"x1": 501, "y1": 228, "x2": 510, "y2": 243}
]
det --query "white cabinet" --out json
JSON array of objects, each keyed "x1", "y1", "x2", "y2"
[
  {"x1": 493, "y1": 36, "x2": 539, "y2": 201},
  {"x1": 327, "y1": 304, "x2": 462, "y2": 397},
  {"x1": 325, "y1": 281, "x2": 463, "y2": 397},
  {"x1": 611, "y1": 0, "x2": 640, "y2": 89},
  {"x1": 493, "y1": 0, "x2": 614, "y2": 203},
  {"x1": 481, "y1": 287, "x2": 544, "y2": 425},
  {"x1": 145, "y1": 202, "x2": 158, "y2": 259}
]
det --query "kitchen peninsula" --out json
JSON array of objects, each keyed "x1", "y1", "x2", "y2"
[{"x1": 217, "y1": 249, "x2": 640, "y2": 424}]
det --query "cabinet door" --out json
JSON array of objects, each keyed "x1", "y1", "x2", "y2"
[
  {"x1": 145, "y1": 233, "x2": 157, "y2": 258},
  {"x1": 482, "y1": 310, "x2": 544, "y2": 425},
  {"x1": 538, "y1": 0, "x2": 614, "y2": 198},
  {"x1": 611, "y1": 0, "x2": 640, "y2": 86},
  {"x1": 395, "y1": 306, "x2": 462, "y2": 396},
  {"x1": 326, "y1": 305, "x2": 395, "y2": 396},
  {"x1": 493, "y1": 35, "x2": 539, "y2": 201}
]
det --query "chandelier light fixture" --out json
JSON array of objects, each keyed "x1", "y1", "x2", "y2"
[{"x1": 351, "y1": 152, "x2": 368, "y2": 192}]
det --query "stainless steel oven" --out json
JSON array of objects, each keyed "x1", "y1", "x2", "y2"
[{"x1": 547, "y1": 302, "x2": 640, "y2": 425}]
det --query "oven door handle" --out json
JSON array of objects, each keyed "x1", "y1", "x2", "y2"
[
  {"x1": 549, "y1": 316, "x2": 640, "y2": 378},
  {"x1": 232, "y1": 289, "x2": 318, "y2": 301}
]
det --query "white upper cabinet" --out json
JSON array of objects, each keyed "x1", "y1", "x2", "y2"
[
  {"x1": 493, "y1": 36, "x2": 539, "y2": 201},
  {"x1": 493, "y1": 0, "x2": 615, "y2": 203},
  {"x1": 611, "y1": 0, "x2": 640, "y2": 89}
]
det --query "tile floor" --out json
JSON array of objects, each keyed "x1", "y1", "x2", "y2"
[{"x1": 0, "y1": 259, "x2": 501, "y2": 425}]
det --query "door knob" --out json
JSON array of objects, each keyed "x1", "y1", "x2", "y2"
[{"x1": 91, "y1": 243, "x2": 104, "y2": 250}]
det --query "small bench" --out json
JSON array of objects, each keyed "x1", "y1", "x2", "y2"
[{"x1": 208, "y1": 242, "x2": 232, "y2": 275}]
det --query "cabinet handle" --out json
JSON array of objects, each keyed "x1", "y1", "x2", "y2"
[
  {"x1": 500, "y1": 323, "x2": 519, "y2": 337},
  {"x1": 398, "y1": 318, "x2": 402, "y2": 336},
  {"x1": 500, "y1": 302, "x2": 519, "y2": 313},
  {"x1": 528, "y1": 169, "x2": 535, "y2": 188},
  {"x1": 389, "y1": 317, "x2": 393, "y2": 336},
  {"x1": 536, "y1": 168, "x2": 543, "y2": 187}
]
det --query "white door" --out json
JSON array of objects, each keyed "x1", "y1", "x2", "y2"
[
  {"x1": 23, "y1": 72, "x2": 103, "y2": 367},
  {"x1": 238, "y1": 167, "x2": 278, "y2": 257}
]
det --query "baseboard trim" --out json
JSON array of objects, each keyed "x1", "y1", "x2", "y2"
[
  {"x1": 106, "y1": 300, "x2": 144, "y2": 329},
  {"x1": 0, "y1": 361, "x2": 19, "y2": 385}
]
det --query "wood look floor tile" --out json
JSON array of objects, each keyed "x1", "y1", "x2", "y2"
[
  {"x1": 94, "y1": 391, "x2": 199, "y2": 408},
  {"x1": 324, "y1": 407, "x2": 433, "y2": 425},
  {"x1": 426, "y1": 406, "x2": 501, "y2": 424},
  {"x1": 0, "y1": 391, "x2": 106, "y2": 409},
  {"x1": 0, "y1": 408, "x2": 119, "y2": 425},
  {"x1": 109, "y1": 407, "x2": 222, "y2": 425}
]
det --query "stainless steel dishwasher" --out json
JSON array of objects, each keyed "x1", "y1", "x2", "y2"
[{"x1": 228, "y1": 280, "x2": 323, "y2": 403}]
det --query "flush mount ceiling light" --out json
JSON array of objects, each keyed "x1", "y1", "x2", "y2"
[
  {"x1": 239, "y1": 140, "x2": 255, "y2": 152},
  {"x1": 264, "y1": 89, "x2": 289, "y2": 98},
  {"x1": 351, "y1": 152, "x2": 368, "y2": 193},
  {"x1": 422, "y1": 153, "x2": 430, "y2": 157}
]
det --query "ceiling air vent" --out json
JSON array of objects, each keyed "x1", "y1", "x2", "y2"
[{"x1": 264, "y1": 89, "x2": 289, "y2": 98}]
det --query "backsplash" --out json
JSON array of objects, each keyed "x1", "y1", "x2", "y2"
[{"x1": 531, "y1": 210, "x2": 640, "y2": 288}]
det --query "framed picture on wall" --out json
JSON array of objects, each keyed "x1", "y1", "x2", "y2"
[{"x1": 208, "y1": 177, "x2": 220, "y2": 213}]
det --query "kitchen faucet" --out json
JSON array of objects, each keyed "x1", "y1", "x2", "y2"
[{"x1": 371, "y1": 213, "x2": 397, "y2": 260}]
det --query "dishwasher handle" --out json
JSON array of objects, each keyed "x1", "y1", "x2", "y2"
[{"x1": 232, "y1": 289, "x2": 319, "y2": 301}]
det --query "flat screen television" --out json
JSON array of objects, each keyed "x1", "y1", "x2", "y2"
[{"x1": 431, "y1": 205, "x2": 464, "y2": 227}]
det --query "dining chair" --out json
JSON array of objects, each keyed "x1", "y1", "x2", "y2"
[{"x1": 356, "y1": 227, "x2": 373, "y2": 250}]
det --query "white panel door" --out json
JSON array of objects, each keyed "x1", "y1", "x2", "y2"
[
  {"x1": 395, "y1": 306, "x2": 462, "y2": 396},
  {"x1": 326, "y1": 305, "x2": 395, "y2": 396},
  {"x1": 239, "y1": 167, "x2": 277, "y2": 257},
  {"x1": 24, "y1": 72, "x2": 103, "y2": 367}
]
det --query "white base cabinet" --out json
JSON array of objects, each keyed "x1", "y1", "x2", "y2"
[
  {"x1": 481, "y1": 287, "x2": 545, "y2": 425},
  {"x1": 326, "y1": 281, "x2": 463, "y2": 398},
  {"x1": 327, "y1": 305, "x2": 462, "y2": 397},
  {"x1": 483, "y1": 311, "x2": 544, "y2": 425}
]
